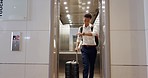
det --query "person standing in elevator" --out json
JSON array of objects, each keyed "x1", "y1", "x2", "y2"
[{"x1": 75, "y1": 13, "x2": 99, "y2": 78}]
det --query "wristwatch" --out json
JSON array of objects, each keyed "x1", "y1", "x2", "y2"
[{"x1": 82, "y1": 32, "x2": 85, "y2": 35}]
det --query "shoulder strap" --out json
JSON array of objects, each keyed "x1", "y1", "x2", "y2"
[
  {"x1": 80, "y1": 26, "x2": 83, "y2": 33},
  {"x1": 91, "y1": 26, "x2": 93, "y2": 31}
]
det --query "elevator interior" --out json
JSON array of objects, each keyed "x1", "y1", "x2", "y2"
[
  {"x1": 49, "y1": 0, "x2": 110, "y2": 78},
  {"x1": 59, "y1": 0, "x2": 101, "y2": 78}
]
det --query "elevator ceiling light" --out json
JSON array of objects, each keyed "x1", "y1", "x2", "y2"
[
  {"x1": 64, "y1": 2, "x2": 67, "y2": 5},
  {"x1": 82, "y1": 3, "x2": 86, "y2": 5},
  {"x1": 66, "y1": 10, "x2": 69, "y2": 13},
  {"x1": 69, "y1": 20, "x2": 72, "y2": 23},
  {"x1": 86, "y1": 6, "x2": 90, "y2": 9},
  {"x1": 69, "y1": 21, "x2": 72, "y2": 23},
  {"x1": 65, "y1": 7, "x2": 68, "y2": 9},
  {"x1": 102, "y1": 1, "x2": 105, "y2": 4},
  {"x1": 79, "y1": 5, "x2": 82, "y2": 8},
  {"x1": 86, "y1": 10, "x2": 89, "y2": 13},
  {"x1": 54, "y1": 2, "x2": 57, "y2": 4},
  {"x1": 87, "y1": 1, "x2": 91, "y2": 4},
  {"x1": 67, "y1": 14, "x2": 70, "y2": 19},
  {"x1": 79, "y1": 1, "x2": 82, "y2": 4},
  {"x1": 82, "y1": 7, "x2": 85, "y2": 10}
]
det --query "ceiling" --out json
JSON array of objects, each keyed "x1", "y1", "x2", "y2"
[{"x1": 60, "y1": 0, "x2": 99, "y2": 28}]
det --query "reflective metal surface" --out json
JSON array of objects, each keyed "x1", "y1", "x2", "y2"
[
  {"x1": 99, "y1": 0, "x2": 111, "y2": 78},
  {"x1": 59, "y1": 24, "x2": 70, "y2": 51}
]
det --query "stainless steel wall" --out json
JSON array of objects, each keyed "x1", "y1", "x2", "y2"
[{"x1": 59, "y1": 24, "x2": 70, "y2": 51}]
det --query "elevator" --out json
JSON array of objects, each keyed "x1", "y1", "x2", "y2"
[{"x1": 49, "y1": 0, "x2": 110, "y2": 78}]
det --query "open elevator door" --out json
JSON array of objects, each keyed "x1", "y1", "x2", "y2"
[{"x1": 49, "y1": 0, "x2": 111, "y2": 78}]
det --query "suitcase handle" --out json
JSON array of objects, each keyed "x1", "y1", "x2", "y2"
[{"x1": 76, "y1": 50, "x2": 78, "y2": 63}]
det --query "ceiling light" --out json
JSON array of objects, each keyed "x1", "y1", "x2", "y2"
[
  {"x1": 86, "y1": 6, "x2": 90, "y2": 9},
  {"x1": 65, "y1": 7, "x2": 68, "y2": 9},
  {"x1": 82, "y1": 3, "x2": 86, "y2": 5},
  {"x1": 67, "y1": 14, "x2": 70, "y2": 18},
  {"x1": 79, "y1": 1, "x2": 82, "y2": 4},
  {"x1": 69, "y1": 20, "x2": 72, "y2": 22},
  {"x1": 69, "y1": 21, "x2": 72, "y2": 23},
  {"x1": 79, "y1": 5, "x2": 82, "y2": 8},
  {"x1": 82, "y1": 7, "x2": 85, "y2": 10},
  {"x1": 54, "y1": 2, "x2": 57, "y2": 4},
  {"x1": 64, "y1": 2, "x2": 67, "y2": 5},
  {"x1": 86, "y1": 10, "x2": 89, "y2": 13},
  {"x1": 87, "y1": 1, "x2": 91, "y2": 4},
  {"x1": 102, "y1": 1, "x2": 105, "y2": 4},
  {"x1": 66, "y1": 10, "x2": 69, "y2": 13},
  {"x1": 102, "y1": 6, "x2": 105, "y2": 9}
]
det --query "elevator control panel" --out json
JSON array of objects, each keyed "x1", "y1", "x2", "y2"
[{"x1": 11, "y1": 32, "x2": 21, "y2": 51}]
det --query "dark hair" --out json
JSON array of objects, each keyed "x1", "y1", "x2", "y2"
[{"x1": 84, "y1": 13, "x2": 92, "y2": 19}]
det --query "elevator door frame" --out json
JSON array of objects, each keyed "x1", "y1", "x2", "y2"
[{"x1": 48, "y1": 0, "x2": 111, "y2": 78}]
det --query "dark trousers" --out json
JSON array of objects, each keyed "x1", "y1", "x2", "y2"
[{"x1": 81, "y1": 45, "x2": 97, "y2": 78}]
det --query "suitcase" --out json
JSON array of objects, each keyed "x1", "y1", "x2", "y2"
[{"x1": 65, "y1": 51, "x2": 79, "y2": 78}]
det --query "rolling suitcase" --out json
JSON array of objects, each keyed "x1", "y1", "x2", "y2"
[{"x1": 65, "y1": 51, "x2": 79, "y2": 78}]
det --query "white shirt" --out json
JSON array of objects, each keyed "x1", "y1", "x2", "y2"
[{"x1": 76, "y1": 24, "x2": 99, "y2": 45}]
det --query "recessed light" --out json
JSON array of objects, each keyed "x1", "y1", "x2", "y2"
[
  {"x1": 79, "y1": 1, "x2": 82, "y2": 4},
  {"x1": 102, "y1": 1, "x2": 105, "y2": 4},
  {"x1": 65, "y1": 7, "x2": 68, "y2": 9},
  {"x1": 82, "y1": 3, "x2": 86, "y2": 5},
  {"x1": 79, "y1": 5, "x2": 82, "y2": 8},
  {"x1": 69, "y1": 21, "x2": 72, "y2": 23},
  {"x1": 86, "y1": 10, "x2": 89, "y2": 13},
  {"x1": 67, "y1": 14, "x2": 70, "y2": 18},
  {"x1": 87, "y1": 1, "x2": 91, "y2": 4},
  {"x1": 54, "y1": 2, "x2": 57, "y2": 4},
  {"x1": 82, "y1": 7, "x2": 85, "y2": 10},
  {"x1": 102, "y1": 6, "x2": 105, "y2": 9},
  {"x1": 66, "y1": 10, "x2": 69, "y2": 13},
  {"x1": 86, "y1": 6, "x2": 90, "y2": 9},
  {"x1": 64, "y1": 2, "x2": 67, "y2": 5},
  {"x1": 69, "y1": 20, "x2": 72, "y2": 22}
]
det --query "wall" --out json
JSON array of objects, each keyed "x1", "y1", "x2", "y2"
[
  {"x1": 145, "y1": 0, "x2": 148, "y2": 65},
  {"x1": 110, "y1": 0, "x2": 148, "y2": 78},
  {"x1": 59, "y1": 24, "x2": 70, "y2": 51},
  {"x1": 69, "y1": 28, "x2": 78, "y2": 51},
  {"x1": 145, "y1": 0, "x2": 148, "y2": 77},
  {"x1": 0, "y1": 0, "x2": 50, "y2": 78}
]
